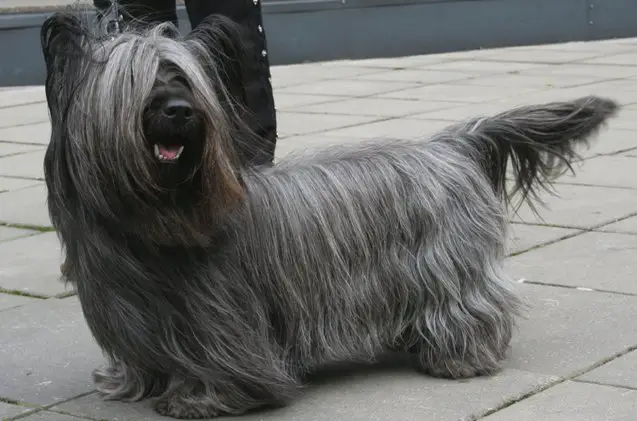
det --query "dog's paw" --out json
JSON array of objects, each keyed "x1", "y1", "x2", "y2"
[
  {"x1": 422, "y1": 358, "x2": 499, "y2": 379},
  {"x1": 92, "y1": 361, "x2": 157, "y2": 401},
  {"x1": 155, "y1": 398, "x2": 219, "y2": 419},
  {"x1": 93, "y1": 362, "x2": 127, "y2": 395}
]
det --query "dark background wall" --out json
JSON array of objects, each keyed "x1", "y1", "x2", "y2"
[{"x1": 0, "y1": 0, "x2": 635, "y2": 86}]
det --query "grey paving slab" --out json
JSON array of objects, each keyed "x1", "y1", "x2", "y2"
[
  {"x1": 476, "y1": 49, "x2": 609, "y2": 64},
  {"x1": 515, "y1": 41, "x2": 636, "y2": 53},
  {"x1": 0, "y1": 177, "x2": 41, "y2": 193},
  {"x1": 594, "y1": 80, "x2": 637, "y2": 93},
  {"x1": 580, "y1": 79, "x2": 637, "y2": 94},
  {"x1": 0, "y1": 122, "x2": 51, "y2": 145},
  {"x1": 15, "y1": 411, "x2": 90, "y2": 421},
  {"x1": 0, "y1": 232, "x2": 71, "y2": 298},
  {"x1": 0, "y1": 226, "x2": 37, "y2": 242},
  {"x1": 584, "y1": 128, "x2": 637, "y2": 157},
  {"x1": 322, "y1": 52, "x2": 465, "y2": 69},
  {"x1": 453, "y1": 72, "x2": 605, "y2": 89},
  {"x1": 506, "y1": 223, "x2": 582, "y2": 255},
  {"x1": 293, "y1": 97, "x2": 462, "y2": 118},
  {"x1": 0, "y1": 150, "x2": 46, "y2": 180},
  {"x1": 600, "y1": 215, "x2": 637, "y2": 234},
  {"x1": 557, "y1": 155, "x2": 637, "y2": 189},
  {"x1": 608, "y1": 38, "x2": 637, "y2": 45},
  {"x1": 354, "y1": 69, "x2": 479, "y2": 84},
  {"x1": 418, "y1": 60, "x2": 553, "y2": 74},
  {"x1": 520, "y1": 62, "x2": 637, "y2": 78},
  {"x1": 479, "y1": 84, "x2": 635, "y2": 109},
  {"x1": 511, "y1": 183, "x2": 637, "y2": 229},
  {"x1": 0, "y1": 142, "x2": 43, "y2": 158},
  {"x1": 275, "y1": 135, "x2": 371, "y2": 160},
  {"x1": 0, "y1": 103, "x2": 50, "y2": 129},
  {"x1": 0, "y1": 292, "x2": 39, "y2": 312},
  {"x1": 505, "y1": 283, "x2": 637, "y2": 377},
  {"x1": 0, "y1": 401, "x2": 35, "y2": 419},
  {"x1": 408, "y1": 100, "x2": 532, "y2": 121},
  {"x1": 607, "y1": 109, "x2": 637, "y2": 131},
  {"x1": 578, "y1": 350, "x2": 637, "y2": 390},
  {"x1": 580, "y1": 52, "x2": 637, "y2": 66},
  {"x1": 276, "y1": 79, "x2": 421, "y2": 97},
  {"x1": 276, "y1": 112, "x2": 380, "y2": 137},
  {"x1": 506, "y1": 231, "x2": 637, "y2": 294},
  {"x1": 53, "y1": 368, "x2": 556, "y2": 421},
  {"x1": 270, "y1": 63, "x2": 389, "y2": 88},
  {"x1": 528, "y1": 83, "x2": 637, "y2": 106},
  {"x1": 0, "y1": 184, "x2": 51, "y2": 227},
  {"x1": 375, "y1": 83, "x2": 545, "y2": 103},
  {"x1": 482, "y1": 381, "x2": 637, "y2": 421},
  {"x1": 0, "y1": 297, "x2": 103, "y2": 406},
  {"x1": 0, "y1": 86, "x2": 45, "y2": 108},
  {"x1": 624, "y1": 101, "x2": 637, "y2": 110},
  {"x1": 274, "y1": 93, "x2": 343, "y2": 110},
  {"x1": 321, "y1": 118, "x2": 454, "y2": 140}
]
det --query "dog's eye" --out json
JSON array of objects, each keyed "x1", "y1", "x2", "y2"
[{"x1": 172, "y1": 75, "x2": 190, "y2": 90}]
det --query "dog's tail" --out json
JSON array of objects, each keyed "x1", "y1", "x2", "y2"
[{"x1": 450, "y1": 95, "x2": 619, "y2": 212}]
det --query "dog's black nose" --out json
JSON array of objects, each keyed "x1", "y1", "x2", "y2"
[{"x1": 162, "y1": 98, "x2": 193, "y2": 122}]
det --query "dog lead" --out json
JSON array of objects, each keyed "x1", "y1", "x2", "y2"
[{"x1": 105, "y1": 0, "x2": 124, "y2": 37}]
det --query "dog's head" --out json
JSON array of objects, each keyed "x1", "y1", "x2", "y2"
[
  {"x1": 143, "y1": 63, "x2": 201, "y2": 172},
  {"x1": 41, "y1": 12, "x2": 251, "y2": 246}
]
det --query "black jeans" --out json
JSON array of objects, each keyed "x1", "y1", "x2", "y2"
[{"x1": 93, "y1": 0, "x2": 277, "y2": 166}]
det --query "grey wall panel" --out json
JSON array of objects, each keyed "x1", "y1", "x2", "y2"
[
  {"x1": 587, "y1": 0, "x2": 637, "y2": 40},
  {"x1": 262, "y1": 0, "x2": 590, "y2": 65},
  {"x1": 0, "y1": 26, "x2": 42, "y2": 86},
  {"x1": 0, "y1": 0, "x2": 635, "y2": 87}
]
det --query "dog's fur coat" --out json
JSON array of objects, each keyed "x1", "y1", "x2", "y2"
[{"x1": 40, "y1": 10, "x2": 619, "y2": 419}]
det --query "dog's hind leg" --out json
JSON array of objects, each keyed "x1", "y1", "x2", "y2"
[
  {"x1": 412, "y1": 262, "x2": 517, "y2": 378},
  {"x1": 404, "y1": 201, "x2": 521, "y2": 379},
  {"x1": 409, "y1": 257, "x2": 519, "y2": 379}
]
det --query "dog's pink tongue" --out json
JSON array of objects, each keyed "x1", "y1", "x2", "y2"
[{"x1": 158, "y1": 145, "x2": 180, "y2": 159}]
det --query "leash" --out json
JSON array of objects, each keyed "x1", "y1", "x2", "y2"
[{"x1": 105, "y1": 0, "x2": 124, "y2": 37}]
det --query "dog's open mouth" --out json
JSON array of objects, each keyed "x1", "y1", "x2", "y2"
[{"x1": 154, "y1": 144, "x2": 184, "y2": 162}]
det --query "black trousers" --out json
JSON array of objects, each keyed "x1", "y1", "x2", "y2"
[{"x1": 93, "y1": 0, "x2": 277, "y2": 166}]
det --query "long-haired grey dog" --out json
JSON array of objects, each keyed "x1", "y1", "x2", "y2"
[{"x1": 41, "y1": 10, "x2": 619, "y2": 419}]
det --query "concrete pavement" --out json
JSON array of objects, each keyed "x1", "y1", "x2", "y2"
[{"x1": 1, "y1": 38, "x2": 637, "y2": 420}]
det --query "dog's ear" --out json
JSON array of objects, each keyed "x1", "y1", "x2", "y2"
[
  {"x1": 40, "y1": 12, "x2": 92, "y2": 124},
  {"x1": 185, "y1": 14, "x2": 266, "y2": 167},
  {"x1": 185, "y1": 14, "x2": 249, "y2": 106},
  {"x1": 40, "y1": 12, "x2": 87, "y2": 75}
]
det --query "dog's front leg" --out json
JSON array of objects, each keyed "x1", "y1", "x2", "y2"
[{"x1": 93, "y1": 359, "x2": 167, "y2": 401}]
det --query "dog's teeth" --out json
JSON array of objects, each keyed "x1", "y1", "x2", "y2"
[
  {"x1": 154, "y1": 144, "x2": 161, "y2": 159},
  {"x1": 175, "y1": 146, "x2": 185, "y2": 159}
]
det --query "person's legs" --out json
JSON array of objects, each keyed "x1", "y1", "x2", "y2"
[
  {"x1": 93, "y1": 0, "x2": 178, "y2": 29},
  {"x1": 185, "y1": 0, "x2": 277, "y2": 166}
]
